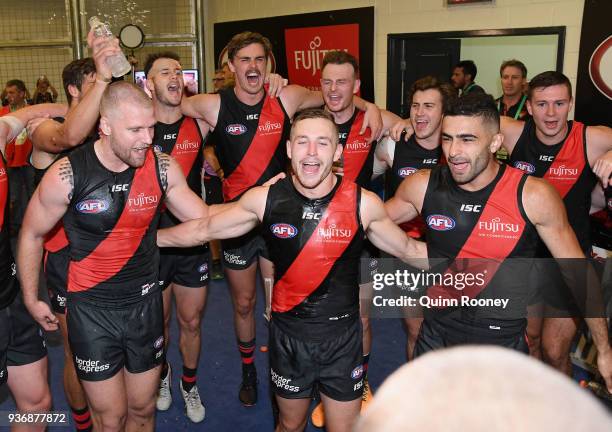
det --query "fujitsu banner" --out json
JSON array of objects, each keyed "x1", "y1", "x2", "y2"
[
  {"x1": 285, "y1": 24, "x2": 360, "y2": 91},
  {"x1": 214, "y1": 7, "x2": 374, "y2": 101},
  {"x1": 575, "y1": 0, "x2": 612, "y2": 126}
]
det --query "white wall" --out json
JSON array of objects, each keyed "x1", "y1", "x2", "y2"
[
  {"x1": 204, "y1": 0, "x2": 585, "y2": 107},
  {"x1": 459, "y1": 34, "x2": 559, "y2": 98}
]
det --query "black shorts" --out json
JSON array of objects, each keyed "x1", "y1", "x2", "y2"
[
  {"x1": 204, "y1": 174, "x2": 223, "y2": 205},
  {"x1": 0, "y1": 290, "x2": 47, "y2": 386},
  {"x1": 45, "y1": 248, "x2": 70, "y2": 314},
  {"x1": 67, "y1": 293, "x2": 164, "y2": 381},
  {"x1": 269, "y1": 318, "x2": 363, "y2": 401},
  {"x1": 414, "y1": 316, "x2": 528, "y2": 357},
  {"x1": 222, "y1": 228, "x2": 269, "y2": 270},
  {"x1": 159, "y1": 244, "x2": 210, "y2": 290}
]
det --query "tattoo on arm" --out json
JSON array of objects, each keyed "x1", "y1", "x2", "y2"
[
  {"x1": 58, "y1": 159, "x2": 74, "y2": 200},
  {"x1": 157, "y1": 152, "x2": 170, "y2": 191}
]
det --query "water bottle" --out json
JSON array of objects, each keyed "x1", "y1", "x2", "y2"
[{"x1": 88, "y1": 16, "x2": 132, "y2": 78}]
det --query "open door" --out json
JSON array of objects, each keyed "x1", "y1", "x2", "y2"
[{"x1": 387, "y1": 38, "x2": 460, "y2": 117}]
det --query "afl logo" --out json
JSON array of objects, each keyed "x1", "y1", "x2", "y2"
[
  {"x1": 226, "y1": 124, "x2": 247, "y2": 135},
  {"x1": 153, "y1": 145, "x2": 163, "y2": 153},
  {"x1": 513, "y1": 161, "x2": 536, "y2": 174},
  {"x1": 426, "y1": 214, "x2": 456, "y2": 231},
  {"x1": 153, "y1": 336, "x2": 164, "y2": 350},
  {"x1": 76, "y1": 199, "x2": 109, "y2": 214},
  {"x1": 198, "y1": 263, "x2": 208, "y2": 273},
  {"x1": 589, "y1": 36, "x2": 612, "y2": 100},
  {"x1": 271, "y1": 223, "x2": 298, "y2": 239},
  {"x1": 351, "y1": 365, "x2": 363, "y2": 380},
  {"x1": 398, "y1": 167, "x2": 417, "y2": 178}
]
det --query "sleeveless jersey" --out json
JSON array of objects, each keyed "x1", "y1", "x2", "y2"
[
  {"x1": 387, "y1": 135, "x2": 441, "y2": 237},
  {"x1": 262, "y1": 176, "x2": 364, "y2": 340},
  {"x1": 510, "y1": 120, "x2": 596, "y2": 253},
  {"x1": 213, "y1": 88, "x2": 290, "y2": 201},
  {"x1": 63, "y1": 143, "x2": 165, "y2": 307},
  {"x1": 337, "y1": 109, "x2": 374, "y2": 188},
  {"x1": 0, "y1": 152, "x2": 17, "y2": 309},
  {"x1": 422, "y1": 164, "x2": 539, "y2": 327},
  {"x1": 153, "y1": 116, "x2": 204, "y2": 227}
]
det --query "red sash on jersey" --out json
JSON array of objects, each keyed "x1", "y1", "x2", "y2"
[
  {"x1": 543, "y1": 121, "x2": 585, "y2": 199},
  {"x1": 428, "y1": 167, "x2": 528, "y2": 301},
  {"x1": 68, "y1": 150, "x2": 162, "y2": 292},
  {"x1": 0, "y1": 156, "x2": 8, "y2": 232},
  {"x1": 222, "y1": 96, "x2": 284, "y2": 201},
  {"x1": 272, "y1": 180, "x2": 359, "y2": 312},
  {"x1": 171, "y1": 117, "x2": 201, "y2": 177},
  {"x1": 44, "y1": 223, "x2": 68, "y2": 252},
  {"x1": 342, "y1": 110, "x2": 371, "y2": 183}
]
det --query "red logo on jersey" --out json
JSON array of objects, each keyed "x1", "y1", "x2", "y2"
[
  {"x1": 271, "y1": 223, "x2": 298, "y2": 239},
  {"x1": 427, "y1": 215, "x2": 455, "y2": 231}
]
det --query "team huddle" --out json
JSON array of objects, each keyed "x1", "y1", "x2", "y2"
[{"x1": 0, "y1": 28, "x2": 611, "y2": 432}]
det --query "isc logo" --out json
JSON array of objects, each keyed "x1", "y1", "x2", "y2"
[
  {"x1": 426, "y1": 214, "x2": 455, "y2": 231},
  {"x1": 423, "y1": 158, "x2": 438, "y2": 164},
  {"x1": 76, "y1": 199, "x2": 109, "y2": 214},
  {"x1": 302, "y1": 211, "x2": 320, "y2": 220},
  {"x1": 539, "y1": 155, "x2": 554, "y2": 162},
  {"x1": 164, "y1": 133, "x2": 177, "y2": 140},
  {"x1": 398, "y1": 167, "x2": 417, "y2": 178},
  {"x1": 271, "y1": 223, "x2": 298, "y2": 239},
  {"x1": 460, "y1": 204, "x2": 482, "y2": 212},
  {"x1": 111, "y1": 184, "x2": 129, "y2": 192},
  {"x1": 226, "y1": 124, "x2": 247, "y2": 135},
  {"x1": 246, "y1": 114, "x2": 259, "y2": 120},
  {"x1": 338, "y1": 132, "x2": 348, "y2": 140},
  {"x1": 513, "y1": 161, "x2": 536, "y2": 174}
]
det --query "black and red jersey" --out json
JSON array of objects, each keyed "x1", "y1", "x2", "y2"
[
  {"x1": 213, "y1": 88, "x2": 290, "y2": 201},
  {"x1": 0, "y1": 152, "x2": 17, "y2": 309},
  {"x1": 387, "y1": 135, "x2": 442, "y2": 238},
  {"x1": 153, "y1": 116, "x2": 204, "y2": 227},
  {"x1": 421, "y1": 164, "x2": 539, "y2": 327},
  {"x1": 262, "y1": 176, "x2": 364, "y2": 340},
  {"x1": 510, "y1": 120, "x2": 596, "y2": 253},
  {"x1": 337, "y1": 109, "x2": 374, "y2": 188},
  {"x1": 63, "y1": 142, "x2": 165, "y2": 307}
]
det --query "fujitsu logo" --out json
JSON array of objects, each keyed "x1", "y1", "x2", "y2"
[
  {"x1": 293, "y1": 36, "x2": 349, "y2": 76},
  {"x1": 176, "y1": 140, "x2": 199, "y2": 151},
  {"x1": 478, "y1": 217, "x2": 520, "y2": 234},
  {"x1": 258, "y1": 121, "x2": 282, "y2": 134},
  {"x1": 128, "y1": 192, "x2": 159, "y2": 207},
  {"x1": 548, "y1": 165, "x2": 578, "y2": 177},
  {"x1": 318, "y1": 223, "x2": 352, "y2": 239},
  {"x1": 345, "y1": 140, "x2": 369, "y2": 152}
]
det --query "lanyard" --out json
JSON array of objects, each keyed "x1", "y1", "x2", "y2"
[
  {"x1": 463, "y1": 83, "x2": 476, "y2": 94},
  {"x1": 499, "y1": 94, "x2": 527, "y2": 119}
]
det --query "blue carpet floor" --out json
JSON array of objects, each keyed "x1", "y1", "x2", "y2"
[{"x1": 0, "y1": 277, "x2": 406, "y2": 431}]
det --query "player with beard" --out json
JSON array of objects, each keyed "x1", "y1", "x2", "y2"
[
  {"x1": 495, "y1": 71, "x2": 612, "y2": 376},
  {"x1": 143, "y1": 51, "x2": 210, "y2": 422},
  {"x1": 385, "y1": 93, "x2": 612, "y2": 393},
  {"x1": 156, "y1": 108, "x2": 426, "y2": 432},
  {"x1": 180, "y1": 32, "x2": 383, "y2": 406},
  {"x1": 17, "y1": 82, "x2": 218, "y2": 432},
  {"x1": 373, "y1": 76, "x2": 455, "y2": 362}
]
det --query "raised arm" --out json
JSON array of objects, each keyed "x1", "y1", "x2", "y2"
[
  {"x1": 17, "y1": 157, "x2": 73, "y2": 330},
  {"x1": 522, "y1": 176, "x2": 612, "y2": 391},
  {"x1": 158, "y1": 185, "x2": 268, "y2": 248},
  {"x1": 181, "y1": 93, "x2": 221, "y2": 129},
  {"x1": 384, "y1": 169, "x2": 430, "y2": 224},
  {"x1": 586, "y1": 125, "x2": 612, "y2": 186},
  {"x1": 361, "y1": 189, "x2": 427, "y2": 265},
  {"x1": 499, "y1": 116, "x2": 525, "y2": 156},
  {"x1": 372, "y1": 137, "x2": 395, "y2": 179}
]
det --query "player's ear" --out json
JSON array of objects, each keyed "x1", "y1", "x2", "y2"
[
  {"x1": 490, "y1": 133, "x2": 504, "y2": 154},
  {"x1": 99, "y1": 115, "x2": 112, "y2": 136},
  {"x1": 333, "y1": 143, "x2": 343, "y2": 162},
  {"x1": 286, "y1": 138, "x2": 292, "y2": 160}
]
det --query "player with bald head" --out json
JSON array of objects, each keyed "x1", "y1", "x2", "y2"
[{"x1": 18, "y1": 82, "x2": 216, "y2": 431}]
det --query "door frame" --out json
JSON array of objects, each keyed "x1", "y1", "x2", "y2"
[{"x1": 386, "y1": 26, "x2": 566, "y2": 111}]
